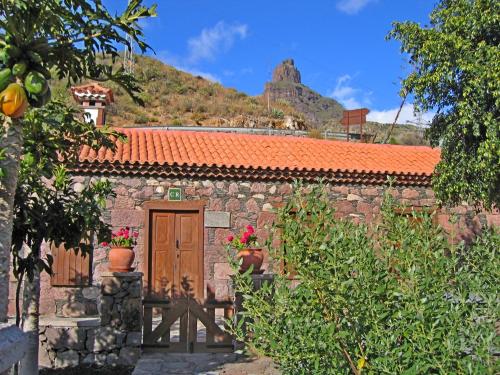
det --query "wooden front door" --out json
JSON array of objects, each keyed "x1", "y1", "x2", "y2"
[{"x1": 149, "y1": 208, "x2": 203, "y2": 301}]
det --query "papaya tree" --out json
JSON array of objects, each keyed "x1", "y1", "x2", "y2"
[
  {"x1": 12, "y1": 101, "x2": 123, "y2": 374},
  {"x1": 389, "y1": 0, "x2": 500, "y2": 208},
  {"x1": 0, "y1": 1, "x2": 156, "y2": 373}
]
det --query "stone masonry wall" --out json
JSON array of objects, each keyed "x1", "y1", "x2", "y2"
[
  {"x1": 38, "y1": 272, "x2": 142, "y2": 369},
  {"x1": 9, "y1": 176, "x2": 499, "y2": 318}
]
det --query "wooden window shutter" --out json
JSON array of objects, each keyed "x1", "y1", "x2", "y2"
[{"x1": 50, "y1": 243, "x2": 91, "y2": 287}]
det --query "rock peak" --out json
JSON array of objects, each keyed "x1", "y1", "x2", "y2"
[{"x1": 272, "y1": 59, "x2": 301, "y2": 84}]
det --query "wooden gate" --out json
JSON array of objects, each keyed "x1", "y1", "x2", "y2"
[{"x1": 143, "y1": 298, "x2": 234, "y2": 353}]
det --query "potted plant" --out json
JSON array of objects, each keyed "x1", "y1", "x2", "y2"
[
  {"x1": 102, "y1": 227, "x2": 139, "y2": 272},
  {"x1": 226, "y1": 225, "x2": 264, "y2": 274}
]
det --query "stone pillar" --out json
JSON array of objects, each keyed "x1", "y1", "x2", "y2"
[
  {"x1": 95, "y1": 272, "x2": 143, "y2": 366},
  {"x1": 0, "y1": 323, "x2": 28, "y2": 373}
]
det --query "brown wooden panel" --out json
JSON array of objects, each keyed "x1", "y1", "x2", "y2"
[
  {"x1": 146, "y1": 202, "x2": 205, "y2": 304},
  {"x1": 175, "y1": 213, "x2": 202, "y2": 300},
  {"x1": 151, "y1": 212, "x2": 175, "y2": 299},
  {"x1": 51, "y1": 243, "x2": 91, "y2": 287}
]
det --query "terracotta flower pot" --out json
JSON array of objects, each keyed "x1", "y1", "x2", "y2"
[
  {"x1": 108, "y1": 246, "x2": 135, "y2": 272},
  {"x1": 237, "y1": 248, "x2": 264, "y2": 274}
]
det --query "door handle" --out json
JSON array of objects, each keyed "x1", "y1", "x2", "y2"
[{"x1": 176, "y1": 239, "x2": 179, "y2": 248}]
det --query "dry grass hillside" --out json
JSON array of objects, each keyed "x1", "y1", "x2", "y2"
[{"x1": 51, "y1": 55, "x2": 306, "y2": 129}]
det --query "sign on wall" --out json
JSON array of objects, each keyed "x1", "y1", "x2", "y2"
[
  {"x1": 204, "y1": 211, "x2": 231, "y2": 228},
  {"x1": 168, "y1": 187, "x2": 182, "y2": 201}
]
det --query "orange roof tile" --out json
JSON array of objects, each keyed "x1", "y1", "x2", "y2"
[
  {"x1": 71, "y1": 82, "x2": 114, "y2": 104},
  {"x1": 76, "y1": 128, "x2": 441, "y2": 185}
]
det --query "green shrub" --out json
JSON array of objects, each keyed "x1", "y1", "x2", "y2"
[
  {"x1": 137, "y1": 91, "x2": 153, "y2": 106},
  {"x1": 176, "y1": 85, "x2": 188, "y2": 95},
  {"x1": 229, "y1": 182, "x2": 499, "y2": 374},
  {"x1": 171, "y1": 117, "x2": 183, "y2": 126},
  {"x1": 270, "y1": 107, "x2": 285, "y2": 119},
  {"x1": 200, "y1": 85, "x2": 216, "y2": 97},
  {"x1": 134, "y1": 114, "x2": 149, "y2": 124},
  {"x1": 389, "y1": 136, "x2": 398, "y2": 144}
]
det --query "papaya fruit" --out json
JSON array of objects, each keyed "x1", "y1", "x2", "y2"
[
  {"x1": 0, "y1": 68, "x2": 13, "y2": 91},
  {"x1": 0, "y1": 83, "x2": 28, "y2": 118},
  {"x1": 12, "y1": 61, "x2": 27, "y2": 77},
  {"x1": 35, "y1": 65, "x2": 52, "y2": 80},
  {"x1": 29, "y1": 87, "x2": 51, "y2": 108},
  {"x1": 0, "y1": 49, "x2": 9, "y2": 65},
  {"x1": 24, "y1": 71, "x2": 47, "y2": 95}
]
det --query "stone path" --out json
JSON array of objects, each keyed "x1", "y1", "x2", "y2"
[{"x1": 132, "y1": 353, "x2": 280, "y2": 375}]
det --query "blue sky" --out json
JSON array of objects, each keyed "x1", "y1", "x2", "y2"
[{"x1": 108, "y1": 0, "x2": 436, "y2": 124}]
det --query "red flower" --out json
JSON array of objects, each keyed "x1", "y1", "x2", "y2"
[
  {"x1": 123, "y1": 232, "x2": 129, "y2": 239},
  {"x1": 240, "y1": 232, "x2": 250, "y2": 244},
  {"x1": 246, "y1": 225, "x2": 255, "y2": 234},
  {"x1": 227, "y1": 235, "x2": 234, "y2": 242},
  {"x1": 101, "y1": 242, "x2": 109, "y2": 247},
  {"x1": 133, "y1": 232, "x2": 139, "y2": 238}
]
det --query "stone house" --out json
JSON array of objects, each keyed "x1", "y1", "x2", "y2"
[
  {"x1": 5, "y1": 85, "x2": 499, "y2": 367},
  {"x1": 8, "y1": 126, "x2": 499, "y2": 321}
]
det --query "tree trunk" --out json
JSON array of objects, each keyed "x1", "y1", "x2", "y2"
[
  {"x1": 19, "y1": 266, "x2": 40, "y2": 375},
  {"x1": 0, "y1": 117, "x2": 23, "y2": 322}
]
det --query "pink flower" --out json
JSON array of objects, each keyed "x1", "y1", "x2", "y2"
[
  {"x1": 227, "y1": 235, "x2": 234, "y2": 242},
  {"x1": 246, "y1": 225, "x2": 255, "y2": 234},
  {"x1": 111, "y1": 234, "x2": 116, "y2": 239},
  {"x1": 123, "y1": 232, "x2": 129, "y2": 239},
  {"x1": 240, "y1": 233, "x2": 249, "y2": 244},
  {"x1": 133, "y1": 232, "x2": 139, "y2": 238},
  {"x1": 101, "y1": 242, "x2": 109, "y2": 247}
]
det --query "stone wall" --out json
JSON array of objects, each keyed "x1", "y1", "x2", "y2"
[
  {"x1": 9, "y1": 176, "x2": 499, "y2": 317},
  {"x1": 38, "y1": 272, "x2": 142, "y2": 369}
]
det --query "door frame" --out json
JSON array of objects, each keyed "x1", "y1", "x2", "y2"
[{"x1": 143, "y1": 200, "x2": 206, "y2": 299}]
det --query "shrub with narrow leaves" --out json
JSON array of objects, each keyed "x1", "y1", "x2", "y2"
[{"x1": 229, "y1": 182, "x2": 499, "y2": 374}]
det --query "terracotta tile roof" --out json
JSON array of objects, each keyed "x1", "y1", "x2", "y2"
[
  {"x1": 75, "y1": 128, "x2": 441, "y2": 186},
  {"x1": 71, "y1": 83, "x2": 114, "y2": 104}
]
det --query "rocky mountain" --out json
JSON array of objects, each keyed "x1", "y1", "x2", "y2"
[{"x1": 264, "y1": 59, "x2": 344, "y2": 128}]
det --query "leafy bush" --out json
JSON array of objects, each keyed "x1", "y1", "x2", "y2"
[
  {"x1": 270, "y1": 107, "x2": 285, "y2": 119},
  {"x1": 171, "y1": 117, "x2": 183, "y2": 126},
  {"x1": 134, "y1": 114, "x2": 149, "y2": 124},
  {"x1": 230, "y1": 183, "x2": 499, "y2": 374},
  {"x1": 200, "y1": 85, "x2": 216, "y2": 97}
]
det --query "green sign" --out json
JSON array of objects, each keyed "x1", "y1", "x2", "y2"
[{"x1": 168, "y1": 187, "x2": 182, "y2": 201}]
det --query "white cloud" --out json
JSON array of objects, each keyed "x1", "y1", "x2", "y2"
[
  {"x1": 157, "y1": 21, "x2": 248, "y2": 84},
  {"x1": 330, "y1": 74, "x2": 371, "y2": 109},
  {"x1": 187, "y1": 21, "x2": 248, "y2": 64},
  {"x1": 367, "y1": 104, "x2": 435, "y2": 125},
  {"x1": 336, "y1": 0, "x2": 377, "y2": 15}
]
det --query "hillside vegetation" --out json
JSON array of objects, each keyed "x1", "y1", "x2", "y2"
[
  {"x1": 51, "y1": 55, "x2": 305, "y2": 129},
  {"x1": 50, "y1": 55, "x2": 428, "y2": 145}
]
